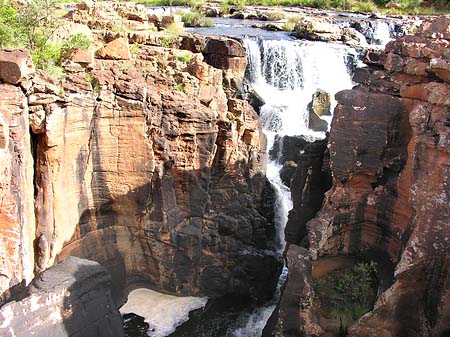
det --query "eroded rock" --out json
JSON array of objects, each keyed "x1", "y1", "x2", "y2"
[
  {"x1": 271, "y1": 14, "x2": 450, "y2": 337},
  {"x1": 0, "y1": 257, "x2": 124, "y2": 337}
]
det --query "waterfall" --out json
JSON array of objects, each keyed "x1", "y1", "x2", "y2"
[{"x1": 229, "y1": 37, "x2": 355, "y2": 336}]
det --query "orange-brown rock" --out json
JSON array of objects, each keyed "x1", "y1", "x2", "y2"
[
  {"x1": 70, "y1": 48, "x2": 94, "y2": 65},
  {"x1": 0, "y1": 39, "x2": 280, "y2": 310},
  {"x1": 0, "y1": 49, "x2": 35, "y2": 85},
  {"x1": 96, "y1": 37, "x2": 131, "y2": 60},
  {"x1": 0, "y1": 7, "x2": 281, "y2": 316},
  {"x1": 0, "y1": 82, "x2": 35, "y2": 303}
]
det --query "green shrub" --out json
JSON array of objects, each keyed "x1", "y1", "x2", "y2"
[
  {"x1": 282, "y1": 20, "x2": 296, "y2": 31},
  {"x1": 130, "y1": 43, "x2": 141, "y2": 58},
  {"x1": 0, "y1": 3, "x2": 19, "y2": 48},
  {"x1": 166, "y1": 22, "x2": 185, "y2": 34},
  {"x1": 61, "y1": 33, "x2": 92, "y2": 60},
  {"x1": 266, "y1": 9, "x2": 286, "y2": 20},
  {"x1": 160, "y1": 35, "x2": 175, "y2": 48},
  {"x1": 175, "y1": 51, "x2": 192, "y2": 63},
  {"x1": 351, "y1": 1, "x2": 378, "y2": 12},
  {"x1": 182, "y1": 10, "x2": 214, "y2": 27},
  {"x1": 314, "y1": 261, "x2": 378, "y2": 334},
  {"x1": 176, "y1": 83, "x2": 185, "y2": 92}
]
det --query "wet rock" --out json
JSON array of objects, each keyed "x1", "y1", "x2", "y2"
[
  {"x1": 269, "y1": 135, "x2": 308, "y2": 163},
  {"x1": 270, "y1": 245, "x2": 320, "y2": 336},
  {"x1": 308, "y1": 89, "x2": 331, "y2": 117},
  {"x1": 285, "y1": 137, "x2": 331, "y2": 244},
  {"x1": 308, "y1": 111, "x2": 328, "y2": 132}
]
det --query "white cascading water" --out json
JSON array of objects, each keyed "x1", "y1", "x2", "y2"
[
  {"x1": 372, "y1": 20, "x2": 393, "y2": 46},
  {"x1": 229, "y1": 37, "x2": 355, "y2": 336}
]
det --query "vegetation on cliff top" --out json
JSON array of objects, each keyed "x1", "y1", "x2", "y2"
[{"x1": 0, "y1": 0, "x2": 92, "y2": 77}]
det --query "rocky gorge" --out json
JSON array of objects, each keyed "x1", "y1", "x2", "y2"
[{"x1": 0, "y1": 1, "x2": 449, "y2": 337}]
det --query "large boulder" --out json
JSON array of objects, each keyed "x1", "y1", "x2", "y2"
[
  {"x1": 96, "y1": 37, "x2": 131, "y2": 60},
  {"x1": 294, "y1": 16, "x2": 342, "y2": 42},
  {"x1": 308, "y1": 89, "x2": 331, "y2": 117},
  {"x1": 0, "y1": 257, "x2": 124, "y2": 337},
  {"x1": 203, "y1": 37, "x2": 248, "y2": 80},
  {"x1": 0, "y1": 49, "x2": 35, "y2": 85}
]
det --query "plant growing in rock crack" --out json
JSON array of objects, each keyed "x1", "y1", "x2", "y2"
[
  {"x1": 314, "y1": 261, "x2": 378, "y2": 335},
  {"x1": 84, "y1": 71, "x2": 99, "y2": 92},
  {"x1": 175, "y1": 51, "x2": 192, "y2": 64},
  {"x1": 176, "y1": 83, "x2": 185, "y2": 92},
  {"x1": 160, "y1": 35, "x2": 175, "y2": 48},
  {"x1": 166, "y1": 22, "x2": 185, "y2": 35},
  {"x1": 130, "y1": 43, "x2": 141, "y2": 59}
]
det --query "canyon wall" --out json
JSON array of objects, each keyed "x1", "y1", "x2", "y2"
[
  {"x1": 272, "y1": 15, "x2": 450, "y2": 337},
  {"x1": 0, "y1": 50, "x2": 36, "y2": 303},
  {"x1": 0, "y1": 2, "x2": 281, "y2": 313}
]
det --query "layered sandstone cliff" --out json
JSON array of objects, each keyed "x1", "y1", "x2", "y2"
[
  {"x1": 271, "y1": 15, "x2": 450, "y2": 337},
  {"x1": 0, "y1": 2, "x2": 280, "y2": 323}
]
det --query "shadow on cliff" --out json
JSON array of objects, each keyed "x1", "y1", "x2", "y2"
[
  {"x1": 59, "y1": 257, "x2": 125, "y2": 337},
  {"x1": 54, "y1": 107, "x2": 282, "y2": 311}
]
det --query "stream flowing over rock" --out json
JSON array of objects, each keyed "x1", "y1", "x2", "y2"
[{"x1": 270, "y1": 15, "x2": 450, "y2": 337}]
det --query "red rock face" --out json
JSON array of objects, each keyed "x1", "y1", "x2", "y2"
[
  {"x1": 272, "y1": 15, "x2": 450, "y2": 337},
  {"x1": 0, "y1": 81, "x2": 35, "y2": 303}
]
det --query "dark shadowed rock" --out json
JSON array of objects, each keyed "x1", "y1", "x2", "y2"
[
  {"x1": 308, "y1": 110, "x2": 328, "y2": 132},
  {"x1": 285, "y1": 137, "x2": 331, "y2": 244},
  {"x1": 0, "y1": 257, "x2": 124, "y2": 337}
]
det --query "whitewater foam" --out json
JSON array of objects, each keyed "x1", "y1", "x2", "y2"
[{"x1": 120, "y1": 288, "x2": 208, "y2": 337}]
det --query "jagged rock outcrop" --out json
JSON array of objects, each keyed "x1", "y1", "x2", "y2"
[
  {"x1": 271, "y1": 15, "x2": 450, "y2": 337},
  {"x1": 181, "y1": 34, "x2": 248, "y2": 94},
  {"x1": 0, "y1": 257, "x2": 124, "y2": 337}
]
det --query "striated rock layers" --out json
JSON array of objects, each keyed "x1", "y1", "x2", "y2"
[
  {"x1": 271, "y1": 16, "x2": 450, "y2": 337},
  {"x1": 0, "y1": 12, "x2": 280, "y2": 320}
]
